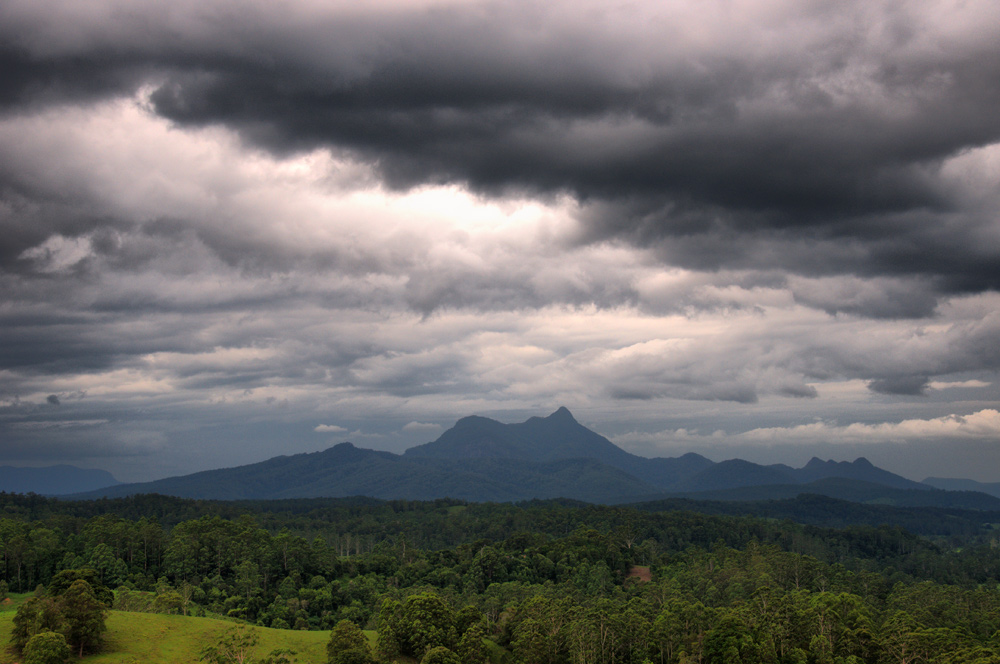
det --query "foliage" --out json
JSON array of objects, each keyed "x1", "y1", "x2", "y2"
[
  {"x1": 378, "y1": 592, "x2": 460, "y2": 659},
  {"x1": 326, "y1": 619, "x2": 373, "y2": 664},
  {"x1": 48, "y1": 568, "x2": 113, "y2": 606},
  {"x1": 22, "y1": 631, "x2": 70, "y2": 664},
  {"x1": 200, "y1": 624, "x2": 263, "y2": 664},
  {"x1": 3, "y1": 493, "x2": 1000, "y2": 664},
  {"x1": 59, "y1": 579, "x2": 107, "y2": 656},
  {"x1": 419, "y1": 646, "x2": 461, "y2": 664},
  {"x1": 200, "y1": 624, "x2": 297, "y2": 664},
  {"x1": 455, "y1": 621, "x2": 488, "y2": 664},
  {"x1": 10, "y1": 597, "x2": 63, "y2": 652},
  {"x1": 9, "y1": 575, "x2": 107, "y2": 657}
]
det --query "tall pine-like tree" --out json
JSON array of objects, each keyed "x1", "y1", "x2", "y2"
[{"x1": 60, "y1": 579, "x2": 107, "y2": 657}]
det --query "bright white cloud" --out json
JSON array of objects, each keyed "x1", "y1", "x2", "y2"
[
  {"x1": 19, "y1": 235, "x2": 93, "y2": 273},
  {"x1": 743, "y1": 409, "x2": 1000, "y2": 443},
  {"x1": 616, "y1": 409, "x2": 1000, "y2": 450},
  {"x1": 929, "y1": 380, "x2": 991, "y2": 389}
]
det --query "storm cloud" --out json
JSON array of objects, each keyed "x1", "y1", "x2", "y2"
[{"x1": 1, "y1": 0, "x2": 998, "y2": 482}]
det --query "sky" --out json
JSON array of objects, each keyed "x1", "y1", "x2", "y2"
[{"x1": 2, "y1": 0, "x2": 1000, "y2": 484}]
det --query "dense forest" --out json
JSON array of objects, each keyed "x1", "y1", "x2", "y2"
[{"x1": 3, "y1": 491, "x2": 1000, "y2": 663}]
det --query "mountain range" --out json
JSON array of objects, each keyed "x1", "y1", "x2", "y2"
[{"x1": 63, "y1": 407, "x2": 1000, "y2": 508}]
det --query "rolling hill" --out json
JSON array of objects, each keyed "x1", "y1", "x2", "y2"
[
  {"x1": 74, "y1": 441, "x2": 661, "y2": 503},
  {"x1": 923, "y1": 476, "x2": 1000, "y2": 499},
  {"x1": 663, "y1": 477, "x2": 1000, "y2": 510},
  {"x1": 0, "y1": 604, "x2": 331, "y2": 664}
]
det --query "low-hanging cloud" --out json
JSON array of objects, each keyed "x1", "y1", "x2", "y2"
[{"x1": 740, "y1": 409, "x2": 1000, "y2": 444}]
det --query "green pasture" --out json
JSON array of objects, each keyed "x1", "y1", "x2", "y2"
[{"x1": 0, "y1": 603, "x2": 334, "y2": 664}]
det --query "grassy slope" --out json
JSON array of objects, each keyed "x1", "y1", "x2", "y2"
[
  {"x1": 0, "y1": 597, "x2": 496, "y2": 664},
  {"x1": 0, "y1": 600, "x2": 333, "y2": 664}
]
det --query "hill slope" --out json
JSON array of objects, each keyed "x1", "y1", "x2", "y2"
[
  {"x1": 924, "y1": 477, "x2": 1000, "y2": 499},
  {"x1": 0, "y1": 464, "x2": 120, "y2": 495},
  {"x1": 75, "y1": 441, "x2": 660, "y2": 502},
  {"x1": 0, "y1": 608, "x2": 329, "y2": 664},
  {"x1": 668, "y1": 477, "x2": 1000, "y2": 510}
]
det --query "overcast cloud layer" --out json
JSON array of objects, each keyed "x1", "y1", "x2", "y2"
[{"x1": 1, "y1": 0, "x2": 999, "y2": 482}]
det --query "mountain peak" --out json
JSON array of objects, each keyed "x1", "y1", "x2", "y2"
[
  {"x1": 791, "y1": 454, "x2": 924, "y2": 491},
  {"x1": 548, "y1": 406, "x2": 576, "y2": 422}
]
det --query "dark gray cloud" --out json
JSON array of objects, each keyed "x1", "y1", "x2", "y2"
[
  {"x1": 1, "y1": 1, "x2": 999, "y2": 481},
  {"x1": 2, "y1": 1, "x2": 996, "y2": 296},
  {"x1": 0, "y1": 1, "x2": 997, "y2": 306},
  {"x1": 868, "y1": 375, "x2": 930, "y2": 396}
]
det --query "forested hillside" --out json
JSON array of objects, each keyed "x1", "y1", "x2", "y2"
[{"x1": 3, "y1": 492, "x2": 1000, "y2": 663}]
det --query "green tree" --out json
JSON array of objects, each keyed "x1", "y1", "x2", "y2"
[
  {"x1": 380, "y1": 592, "x2": 457, "y2": 659},
  {"x1": 48, "y1": 569, "x2": 113, "y2": 606},
  {"x1": 153, "y1": 588, "x2": 185, "y2": 614},
  {"x1": 201, "y1": 625, "x2": 296, "y2": 664},
  {"x1": 456, "y1": 622, "x2": 488, "y2": 664},
  {"x1": 879, "y1": 610, "x2": 922, "y2": 664},
  {"x1": 201, "y1": 625, "x2": 261, "y2": 664},
  {"x1": 10, "y1": 596, "x2": 63, "y2": 652},
  {"x1": 511, "y1": 596, "x2": 569, "y2": 664},
  {"x1": 419, "y1": 646, "x2": 461, "y2": 664},
  {"x1": 60, "y1": 579, "x2": 107, "y2": 657},
  {"x1": 88, "y1": 542, "x2": 118, "y2": 585},
  {"x1": 327, "y1": 619, "x2": 373, "y2": 664},
  {"x1": 22, "y1": 631, "x2": 71, "y2": 664},
  {"x1": 0, "y1": 519, "x2": 30, "y2": 591},
  {"x1": 376, "y1": 599, "x2": 402, "y2": 662},
  {"x1": 235, "y1": 560, "x2": 262, "y2": 602}
]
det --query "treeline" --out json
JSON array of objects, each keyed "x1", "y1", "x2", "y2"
[
  {"x1": 2, "y1": 492, "x2": 1000, "y2": 662},
  {"x1": 3, "y1": 492, "x2": 999, "y2": 589},
  {"x1": 363, "y1": 546, "x2": 1000, "y2": 664}
]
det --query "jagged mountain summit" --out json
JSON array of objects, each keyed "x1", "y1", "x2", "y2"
[
  {"x1": 407, "y1": 406, "x2": 630, "y2": 463},
  {"x1": 70, "y1": 407, "x2": 997, "y2": 507},
  {"x1": 405, "y1": 406, "x2": 713, "y2": 487},
  {"x1": 778, "y1": 456, "x2": 926, "y2": 490}
]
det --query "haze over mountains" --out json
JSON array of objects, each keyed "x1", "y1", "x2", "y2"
[{"x1": 41, "y1": 407, "x2": 1000, "y2": 509}]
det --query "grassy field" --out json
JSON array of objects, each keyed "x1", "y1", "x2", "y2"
[
  {"x1": 0, "y1": 596, "x2": 501, "y2": 664},
  {"x1": 0, "y1": 598, "x2": 334, "y2": 664}
]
